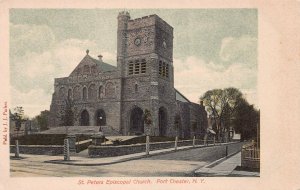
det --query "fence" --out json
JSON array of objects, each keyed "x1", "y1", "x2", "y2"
[{"x1": 241, "y1": 141, "x2": 260, "y2": 169}]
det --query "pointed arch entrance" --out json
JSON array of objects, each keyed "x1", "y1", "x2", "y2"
[
  {"x1": 130, "y1": 107, "x2": 144, "y2": 135},
  {"x1": 95, "y1": 109, "x2": 106, "y2": 126},
  {"x1": 80, "y1": 110, "x2": 90, "y2": 126},
  {"x1": 159, "y1": 107, "x2": 168, "y2": 136}
]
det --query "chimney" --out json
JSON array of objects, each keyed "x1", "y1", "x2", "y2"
[
  {"x1": 98, "y1": 54, "x2": 103, "y2": 62},
  {"x1": 200, "y1": 100, "x2": 204, "y2": 106}
]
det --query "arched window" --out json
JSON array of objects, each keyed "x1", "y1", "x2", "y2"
[
  {"x1": 105, "y1": 82, "x2": 115, "y2": 97},
  {"x1": 80, "y1": 110, "x2": 90, "y2": 126},
  {"x1": 88, "y1": 84, "x2": 96, "y2": 101},
  {"x1": 73, "y1": 86, "x2": 81, "y2": 100},
  {"x1": 135, "y1": 84, "x2": 138, "y2": 92},
  {"x1": 91, "y1": 65, "x2": 97, "y2": 75},
  {"x1": 83, "y1": 87, "x2": 87, "y2": 100},
  {"x1": 95, "y1": 109, "x2": 106, "y2": 126},
  {"x1": 67, "y1": 89, "x2": 72, "y2": 99},
  {"x1": 99, "y1": 86, "x2": 104, "y2": 99}
]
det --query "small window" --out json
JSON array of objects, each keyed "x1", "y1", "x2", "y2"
[
  {"x1": 91, "y1": 65, "x2": 97, "y2": 74},
  {"x1": 134, "y1": 63, "x2": 140, "y2": 74},
  {"x1": 83, "y1": 87, "x2": 87, "y2": 100},
  {"x1": 135, "y1": 84, "x2": 138, "y2": 92},
  {"x1": 159, "y1": 61, "x2": 162, "y2": 76},
  {"x1": 128, "y1": 59, "x2": 147, "y2": 75},
  {"x1": 162, "y1": 62, "x2": 166, "y2": 77},
  {"x1": 128, "y1": 62, "x2": 134, "y2": 75},
  {"x1": 68, "y1": 89, "x2": 72, "y2": 99},
  {"x1": 141, "y1": 63, "x2": 146, "y2": 74},
  {"x1": 159, "y1": 61, "x2": 169, "y2": 78},
  {"x1": 166, "y1": 64, "x2": 169, "y2": 78},
  {"x1": 99, "y1": 86, "x2": 104, "y2": 99}
]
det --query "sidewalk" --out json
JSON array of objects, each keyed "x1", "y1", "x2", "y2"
[
  {"x1": 194, "y1": 152, "x2": 260, "y2": 177},
  {"x1": 11, "y1": 142, "x2": 232, "y2": 166}
]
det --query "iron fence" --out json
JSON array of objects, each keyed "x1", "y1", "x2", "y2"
[{"x1": 242, "y1": 143, "x2": 260, "y2": 160}]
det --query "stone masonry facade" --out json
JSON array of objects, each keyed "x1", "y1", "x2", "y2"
[{"x1": 49, "y1": 12, "x2": 208, "y2": 138}]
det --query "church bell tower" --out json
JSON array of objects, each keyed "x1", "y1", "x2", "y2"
[{"x1": 117, "y1": 12, "x2": 177, "y2": 136}]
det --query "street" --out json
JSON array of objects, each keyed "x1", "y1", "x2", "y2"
[{"x1": 10, "y1": 147, "x2": 224, "y2": 177}]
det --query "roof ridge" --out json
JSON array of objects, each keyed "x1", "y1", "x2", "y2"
[{"x1": 89, "y1": 55, "x2": 116, "y2": 67}]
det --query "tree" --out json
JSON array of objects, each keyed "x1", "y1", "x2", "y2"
[
  {"x1": 201, "y1": 88, "x2": 243, "y2": 141},
  {"x1": 232, "y1": 99, "x2": 260, "y2": 141},
  {"x1": 10, "y1": 107, "x2": 28, "y2": 138},
  {"x1": 60, "y1": 97, "x2": 74, "y2": 126},
  {"x1": 34, "y1": 110, "x2": 50, "y2": 131}
]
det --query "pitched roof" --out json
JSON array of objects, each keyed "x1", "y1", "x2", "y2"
[
  {"x1": 175, "y1": 89, "x2": 191, "y2": 103},
  {"x1": 89, "y1": 56, "x2": 116, "y2": 72},
  {"x1": 69, "y1": 54, "x2": 116, "y2": 77}
]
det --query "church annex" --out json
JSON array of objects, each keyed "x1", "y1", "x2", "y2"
[{"x1": 49, "y1": 12, "x2": 207, "y2": 138}]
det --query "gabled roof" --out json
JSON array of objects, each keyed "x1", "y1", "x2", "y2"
[
  {"x1": 69, "y1": 54, "x2": 116, "y2": 77},
  {"x1": 175, "y1": 89, "x2": 191, "y2": 103},
  {"x1": 89, "y1": 56, "x2": 116, "y2": 72}
]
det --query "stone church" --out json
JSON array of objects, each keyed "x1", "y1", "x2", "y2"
[{"x1": 49, "y1": 11, "x2": 207, "y2": 138}]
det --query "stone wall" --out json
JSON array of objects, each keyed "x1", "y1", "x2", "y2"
[
  {"x1": 10, "y1": 145, "x2": 64, "y2": 155},
  {"x1": 88, "y1": 141, "x2": 244, "y2": 158},
  {"x1": 76, "y1": 140, "x2": 92, "y2": 153},
  {"x1": 89, "y1": 140, "x2": 193, "y2": 158},
  {"x1": 49, "y1": 60, "x2": 122, "y2": 128},
  {"x1": 241, "y1": 159, "x2": 260, "y2": 169},
  {"x1": 122, "y1": 75, "x2": 151, "y2": 100},
  {"x1": 176, "y1": 101, "x2": 191, "y2": 138},
  {"x1": 189, "y1": 102, "x2": 208, "y2": 138}
]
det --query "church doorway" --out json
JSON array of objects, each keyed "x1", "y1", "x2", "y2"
[
  {"x1": 95, "y1": 109, "x2": 106, "y2": 126},
  {"x1": 130, "y1": 107, "x2": 144, "y2": 135},
  {"x1": 80, "y1": 110, "x2": 90, "y2": 126},
  {"x1": 159, "y1": 107, "x2": 167, "y2": 136}
]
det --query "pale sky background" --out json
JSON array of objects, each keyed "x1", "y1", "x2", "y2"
[{"x1": 10, "y1": 9, "x2": 258, "y2": 118}]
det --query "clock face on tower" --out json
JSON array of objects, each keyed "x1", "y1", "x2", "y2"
[
  {"x1": 134, "y1": 37, "x2": 141, "y2": 46},
  {"x1": 126, "y1": 27, "x2": 155, "y2": 56},
  {"x1": 125, "y1": 23, "x2": 172, "y2": 59}
]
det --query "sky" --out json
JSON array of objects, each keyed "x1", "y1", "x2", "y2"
[{"x1": 9, "y1": 9, "x2": 258, "y2": 118}]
